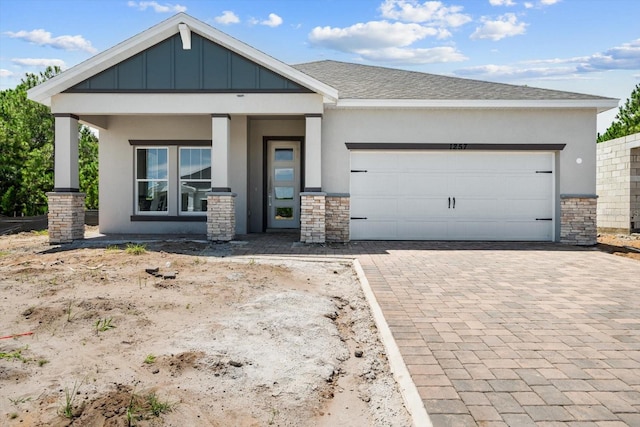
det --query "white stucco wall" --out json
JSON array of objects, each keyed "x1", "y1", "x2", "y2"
[
  {"x1": 99, "y1": 115, "x2": 248, "y2": 234},
  {"x1": 321, "y1": 108, "x2": 598, "y2": 196}
]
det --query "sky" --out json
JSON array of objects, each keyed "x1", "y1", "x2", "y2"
[{"x1": 0, "y1": 0, "x2": 638, "y2": 134}]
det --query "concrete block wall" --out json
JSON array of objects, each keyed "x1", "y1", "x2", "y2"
[
  {"x1": 632, "y1": 147, "x2": 640, "y2": 231},
  {"x1": 207, "y1": 193, "x2": 236, "y2": 241},
  {"x1": 47, "y1": 192, "x2": 85, "y2": 244},
  {"x1": 300, "y1": 193, "x2": 325, "y2": 243},
  {"x1": 596, "y1": 132, "x2": 640, "y2": 233},
  {"x1": 325, "y1": 195, "x2": 350, "y2": 243}
]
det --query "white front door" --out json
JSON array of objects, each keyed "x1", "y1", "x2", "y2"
[
  {"x1": 350, "y1": 150, "x2": 555, "y2": 241},
  {"x1": 267, "y1": 140, "x2": 301, "y2": 229}
]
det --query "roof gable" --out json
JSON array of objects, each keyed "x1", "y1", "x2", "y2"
[
  {"x1": 68, "y1": 33, "x2": 309, "y2": 93},
  {"x1": 28, "y1": 13, "x2": 337, "y2": 105}
]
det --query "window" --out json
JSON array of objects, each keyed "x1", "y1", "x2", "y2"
[
  {"x1": 136, "y1": 148, "x2": 168, "y2": 213},
  {"x1": 134, "y1": 146, "x2": 211, "y2": 216},
  {"x1": 180, "y1": 148, "x2": 211, "y2": 213}
]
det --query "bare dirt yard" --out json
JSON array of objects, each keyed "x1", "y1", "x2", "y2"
[
  {"x1": 0, "y1": 231, "x2": 411, "y2": 427},
  {"x1": 597, "y1": 232, "x2": 640, "y2": 261}
]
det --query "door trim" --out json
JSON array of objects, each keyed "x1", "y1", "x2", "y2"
[{"x1": 262, "y1": 136, "x2": 305, "y2": 231}]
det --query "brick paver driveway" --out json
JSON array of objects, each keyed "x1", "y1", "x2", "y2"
[{"x1": 355, "y1": 242, "x2": 640, "y2": 426}]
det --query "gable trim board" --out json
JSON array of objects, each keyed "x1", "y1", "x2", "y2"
[{"x1": 26, "y1": 12, "x2": 618, "y2": 244}]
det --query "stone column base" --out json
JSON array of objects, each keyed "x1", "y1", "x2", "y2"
[
  {"x1": 560, "y1": 195, "x2": 597, "y2": 245},
  {"x1": 207, "y1": 192, "x2": 236, "y2": 241},
  {"x1": 47, "y1": 192, "x2": 85, "y2": 244},
  {"x1": 300, "y1": 192, "x2": 326, "y2": 243},
  {"x1": 325, "y1": 194, "x2": 350, "y2": 243}
]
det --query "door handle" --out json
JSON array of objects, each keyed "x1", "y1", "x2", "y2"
[
  {"x1": 268, "y1": 195, "x2": 272, "y2": 207},
  {"x1": 453, "y1": 197, "x2": 456, "y2": 209},
  {"x1": 448, "y1": 197, "x2": 451, "y2": 209}
]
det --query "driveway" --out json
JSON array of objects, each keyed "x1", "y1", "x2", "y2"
[{"x1": 356, "y1": 242, "x2": 640, "y2": 426}]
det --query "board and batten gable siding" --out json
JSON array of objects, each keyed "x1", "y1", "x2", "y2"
[{"x1": 66, "y1": 33, "x2": 311, "y2": 93}]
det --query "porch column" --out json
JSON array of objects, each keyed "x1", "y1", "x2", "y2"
[
  {"x1": 211, "y1": 114, "x2": 231, "y2": 191},
  {"x1": 304, "y1": 114, "x2": 322, "y2": 191},
  {"x1": 301, "y1": 114, "x2": 325, "y2": 243},
  {"x1": 208, "y1": 114, "x2": 235, "y2": 241},
  {"x1": 47, "y1": 114, "x2": 85, "y2": 244}
]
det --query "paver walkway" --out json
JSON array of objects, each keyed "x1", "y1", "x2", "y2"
[{"x1": 83, "y1": 234, "x2": 640, "y2": 426}]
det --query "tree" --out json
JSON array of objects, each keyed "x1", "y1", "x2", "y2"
[
  {"x1": 0, "y1": 66, "x2": 99, "y2": 215},
  {"x1": 598, "y1": 84, "x2": 640, "y2": 142}
]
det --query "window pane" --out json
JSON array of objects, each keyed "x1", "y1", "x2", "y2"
[
  {"x1": 137, "y1": 148, "x2": 168, "y2": 180},
  {"x1": 180, "y1": 148, "x2": 211, "y2": 180},
  {"x1": 275, "y1": 168, "x2": 294, "y2": 182},
  {"x1": 275, "y1": 207, "x2": 293, "y2": 220},
  {"x1": 275, "y1": 187, "x2": 294, "y2": 200},
  {"x1": 275, "y1": 148, "x2": 293, "y2": 161},
  {"x1": 181, "y1": 181, "x2": 210, "y2": 212},
  {"x1": 138, "y1": 181, "x2": 168, "y2": 212}
]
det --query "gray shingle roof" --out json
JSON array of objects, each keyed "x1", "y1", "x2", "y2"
[{"x1": 292, "y1": 60, "x2": 613, "y2": 101}]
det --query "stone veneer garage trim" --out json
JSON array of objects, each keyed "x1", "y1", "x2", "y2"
[{"x1": 560, "y1": 194, "x2": 598, "y2": 245}]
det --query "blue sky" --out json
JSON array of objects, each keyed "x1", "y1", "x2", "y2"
[{"x1": 1, "y1": 0, "x2": 638, "y2": 134}]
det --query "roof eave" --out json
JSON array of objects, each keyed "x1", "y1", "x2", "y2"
[
  {"x1": 27, "y1": 13, "x2": 338, "y2": 106},
  {"x1": 332, "y1": 98, "x2": 620, "y2": 113}
]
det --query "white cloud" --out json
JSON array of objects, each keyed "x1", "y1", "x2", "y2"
[
  {"x1": 261, "y1": 13, "x2": 283, "y2": 28},
  {"x1": 357, "y1": 46, "x2": 467, "y2": 64},
  {"x1": 455, "y1": 38, "x2": 640, "y2": 80},
  {"x1": 214, "y1": 11, "x2": 240, "y2": 25},
  {"x1": 523, "y1": 0, "x2": 560, "y2": 8},
  {"x1": 11, "y1": 58, "x2": 66, "y2": 68},
  {"x1": 310, "y1": 21, "x2": 440, "y2": 51},
  {"x1": 379, "y1": 0, "x2": 472, "y2": 27},
  {"x1": 470, "y1": 13, "x2": 527, "y2": 41},
  {"x1": 127, "y1": 1, "x2": 186, "y2": 13},
  {"x1": 0, "y1": 69, "x2": 14, "y2": 78},
  {"x1": 489, "y1": 0, "x2": 516, "y2": 5},
  {"x1": 5, "y1": 29, "x2": 97, "y2": 54}
]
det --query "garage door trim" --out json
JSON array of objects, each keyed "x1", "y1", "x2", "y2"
[{"x1": 345, "y1": 142, "x2": 566, "y2": 151}]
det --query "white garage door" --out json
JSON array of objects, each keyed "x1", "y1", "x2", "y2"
[{"x1": 350, "y1": 151, "x2": 555, "y2": 241}]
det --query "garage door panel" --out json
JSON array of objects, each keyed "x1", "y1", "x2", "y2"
[
  {"x1": 450, "y1": 175, "x2": 501, "y2": 195},
  {"x1": 502, "y1": 220, "x2": 552, "y2": 241},
  {"x1": 351, "y1": 197, "x2": 397, "y2": 218},
  {"x1": 451, "y1": 220, "x2": 499, "y2": 240},
  {"x1": 504, "y1": 198, "x2": 553, "y2": 217},
  {"x1": 506, "y1": 175, "x2": 552, "y2": 197},
  {"x1": 398, "y1": 174, "x2": 449, "y2": 196},
  {"x1": 454, "y1": 198, "x2": 499, "y2": 218},
  {"x1": 398, "y1": 197, "x2": 447, "y2": 217},
  {"x1": 350, "y1": 173, "x2": 398, "y2": 196},
  {"x1": 400, "y1": 152, "x2": 451, "y2": 171},
  {"x1": 350, "y1": 151, "x2": 555, "y2": 241},
  {"x1": 351, "y1": 221, "x2": 397, "y2": 240},
  {"x1": 397, "y1": 221, "x2": 448, "y2": 240}
]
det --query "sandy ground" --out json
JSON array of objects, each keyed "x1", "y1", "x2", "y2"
[
  {"x1": 0, "y1": 232, "x2": 412, "y2": 427},
  {"x1": 597, "y1": 232, "x2": 640, "y2": 261}
]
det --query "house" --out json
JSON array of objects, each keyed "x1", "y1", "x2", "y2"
[
  {"x1": 27, "y1": 13, "x2": 618, "y2": 245},
  {"x1": 596, "y1": 132, "x2": 640, "y2": 234}
]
